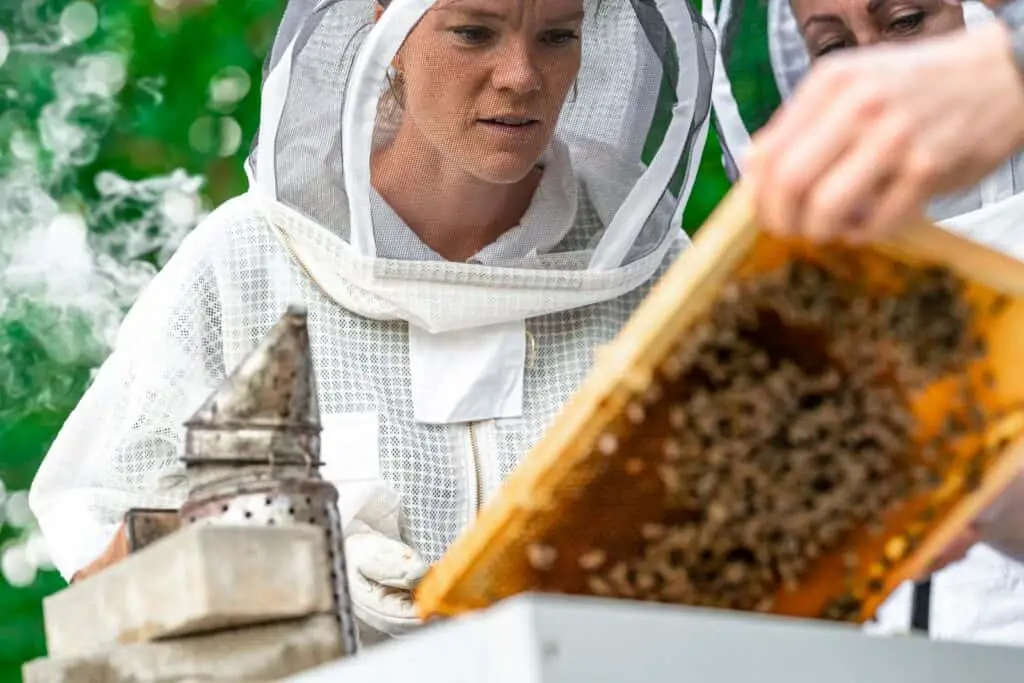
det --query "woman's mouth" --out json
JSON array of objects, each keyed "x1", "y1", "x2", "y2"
[{"x1": 478, "y1": 116, "x2": 539, "y2": 131}]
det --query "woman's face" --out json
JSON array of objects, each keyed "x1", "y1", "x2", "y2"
[
  {"x1": 393, "y1": 0, "x2": 583, "y2": 184},
  {"x1": 790, "y1": 0, "x2": 965, "y2": 59}
]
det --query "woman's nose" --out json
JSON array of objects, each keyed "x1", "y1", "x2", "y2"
[
  {"x1": 855, "y1": 28, "x2": 883, "y2": 48},
  {"x1": 490, "y1": 39, "x2": 543, "y2": 94}
]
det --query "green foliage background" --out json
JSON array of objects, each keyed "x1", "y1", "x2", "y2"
[
  {"x1": 0, "y1": 1, "x2": 780, "y2": 679},
  {"x1": 0, "y1": 2, "x2": 280, "y2": 679}
]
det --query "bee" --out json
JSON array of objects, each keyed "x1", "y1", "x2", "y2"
[
  {"x1": 618, "y1": 259, "x2": 987, "y2": 612},
  {"x1": 526, "y1": 543, "x2": 558, "y2": 572},
  {"x1": 883, "y1": 536, "x2": 909, "y2": 564},
  {"x1": 989, "y1": 294, "x2": 1010, "y2": 318},
  {"x1": 578, "y1": 549, "x2": 607, "y2": 571},
  {"x1": 626, "y1": 402, "x2": 646, "y2": 425},
  {"x1": 964, "y1": 458, "x2": 985, "y2": 493}
]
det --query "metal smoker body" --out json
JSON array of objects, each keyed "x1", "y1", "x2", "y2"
[{"x1": 156, "y1": 305, "x2": 359, "y2": 655}]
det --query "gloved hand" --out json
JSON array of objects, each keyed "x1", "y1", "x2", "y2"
[{"x1": 345, "y1": 528, "x2": 429, "y2": 637}]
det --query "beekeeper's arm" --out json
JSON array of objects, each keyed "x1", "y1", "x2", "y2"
[
  {"x1": 744, "y1": 13, "x2": 1024, "y2": 243},
  {"x1": 29, "y1": 210, "x2": 427, "y2": 636},
  {"x1": 28, "y1": 224, "x2": 226, "y2": 583}
]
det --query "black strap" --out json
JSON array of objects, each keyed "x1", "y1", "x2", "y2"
[{"x1": 910, "y1": 579, "x2": 932, "y2": 634}]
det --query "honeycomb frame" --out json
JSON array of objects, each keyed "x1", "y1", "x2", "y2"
[{"x1": 415, "y1": 184, "x2": 1024, "y2": 623}]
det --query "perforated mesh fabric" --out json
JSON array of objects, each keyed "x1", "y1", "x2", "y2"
[
  {"x1": 31, "y1": 0, "x2": 711, "y2": 580},
  {"x1": 29, "y1": 198, "x2": 683, "y2": 579},
  {"x1": 255, "y1": 0, "x2": 713, "y2": 273},
  {"x1": 766, "y1": 0, "x2": 993, "y2": 100}
]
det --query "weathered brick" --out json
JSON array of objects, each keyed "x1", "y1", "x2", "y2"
[{"x1": 44, "y1": 524, "x2": 333, "y2": 658}]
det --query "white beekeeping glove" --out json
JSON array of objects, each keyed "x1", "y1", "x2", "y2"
[
  {"x1": 331, "y1": 477, "x2": 429, "y2": 638},
  {"x1": 345, "y1": 527, "x2": 429, "y2": 637}
]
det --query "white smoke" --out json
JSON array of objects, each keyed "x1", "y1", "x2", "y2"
[{"x1": 0, "y1": 0, "x2": 207, "y2": 587}]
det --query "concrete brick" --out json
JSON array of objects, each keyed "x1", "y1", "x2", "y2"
[
  {"x1": 24, "y1": 615, "x2": 342, "y2": 683},
  {"x1": 44, "y1": 524, "x2": 333, "y2": 658}
]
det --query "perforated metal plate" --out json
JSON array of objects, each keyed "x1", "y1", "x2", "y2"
[{"x1": 181, "y1": 472, "x2": 359, "y2": 654}]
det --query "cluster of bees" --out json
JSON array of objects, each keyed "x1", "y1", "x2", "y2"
[{"x1": 530, "y1": 259, "x2": 1002, "y2": 620}]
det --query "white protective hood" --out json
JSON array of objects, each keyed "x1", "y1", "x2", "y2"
[{"x1": 246, "y1": 0, "x2": 717, "y2": 423}]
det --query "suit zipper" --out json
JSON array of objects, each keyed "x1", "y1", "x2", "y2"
[{"x1": 468, "y1": 422, "x2": 483, "y2": 514}]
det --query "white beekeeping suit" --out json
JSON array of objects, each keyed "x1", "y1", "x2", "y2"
[
  {"x1": 29, "y1": 0, "x2": 716, "y2": 639},
  {"x1": 703, "y1": 0, "x2": 1024, "y2": 645}
]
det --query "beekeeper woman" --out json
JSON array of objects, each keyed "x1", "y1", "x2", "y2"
[
  {"x1": 705, "y1": 0, "x2": 1024, "y2": 646},
  {"x1": 28, "y1": 0, "x2": 714, "y2": 639}
]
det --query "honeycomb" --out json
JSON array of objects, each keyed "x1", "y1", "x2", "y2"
[{"x1": 415, "y1": 187, "x2": 1024, "y2": 624}]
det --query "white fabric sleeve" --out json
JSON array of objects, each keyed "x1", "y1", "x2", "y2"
[
  {"x1": 340, "y1": 481, "x2": 405, "y2": 541},
  {"x1": 28, "y1": 223, "x2": 226, "y2": 582}
]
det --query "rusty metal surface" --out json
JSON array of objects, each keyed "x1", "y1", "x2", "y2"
[
  {"x1": 182, "y1": 305, "x2": 321, "y2": 468},
  {"x1": 124, "y1": 508, "x2": 181, "y2": 553},
  {"x1": 179, "y1": 472, "x2": 336, "y2": 527}
]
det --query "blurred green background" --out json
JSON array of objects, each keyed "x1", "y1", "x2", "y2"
[{"x1": 0, "y1": 0, "x2": 780, "y2": 679}]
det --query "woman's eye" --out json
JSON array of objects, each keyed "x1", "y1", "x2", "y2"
[
  {"x1": 813, "y1": 40, "x2": 851, "y2": 58},
  {"x1": 541, "y1": 29, "x2": 581, "y2": 46},
  {"x1": 889, "y1": 11, "x2": 925, "y2": 34},
  {"x1": 451, "y1": 26, "x2": 494, "y2": 45}
]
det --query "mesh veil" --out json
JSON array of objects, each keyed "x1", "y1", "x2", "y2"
[
  {"x1": 249, "y1": 0, "x2": 715, "y2": 280},
  {"x1": 704, "y1": 0, "x2": 1024, "y2": 223}
]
